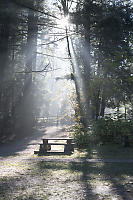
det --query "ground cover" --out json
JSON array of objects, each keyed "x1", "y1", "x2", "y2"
[
  {"x1": 75, "y1": 144, "x2": 133, "y2": 160},
  {"x1": 1, "y1": 126, "x2": 133, "y2": 199},
  {"x1": 1, "y1": 159, "x2": 133, "y2": 200},
  {"x1": 1, "y1": 145, "x2": 133, "y2": 199}
]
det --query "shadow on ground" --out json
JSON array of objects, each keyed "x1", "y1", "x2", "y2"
[
  {"x1": 1, "y1": 149, "x2": 133, "y2": 199},
  {"x1": 0, "y1": 126, "x2": 46, "y2": 157},
  {"x1": 0, "y1": 125, "x2": 70, "y2": 157},
  {"x1": 1, "y1": 127, "x2": 133, "y2": 199},
  {"x1": 33, "y1": 159, "x2": 133, "y2": 199},
  {"x1": 69, "y1": 145, "x2": 133, "y2": 200}
]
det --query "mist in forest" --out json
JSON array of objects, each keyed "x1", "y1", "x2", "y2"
[{"x1": 0, "y1": 0, "x2": 133, "y2": 142}]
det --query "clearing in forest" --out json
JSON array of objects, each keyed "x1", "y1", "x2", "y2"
[{"x1": 0, "y1": 126, "x2": 133, "y2": 200}]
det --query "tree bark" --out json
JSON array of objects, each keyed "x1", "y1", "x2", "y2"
[
  {"x1": 0, "y1": 0, "x2": 10, "y2": 136},
  {"x1": 19, "y1": 2, "x2": 38, "y2": 134}
]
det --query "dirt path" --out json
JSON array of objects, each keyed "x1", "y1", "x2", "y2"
[
  {"x1": 0, "y1": 126, "x2": 133, "y2": 200},
  {"x1": 0, "y1": 126, "x2": 70, "y2": 176},
  {"x1": 0, "y1": 126, "x2": 69, "y2": 157}
]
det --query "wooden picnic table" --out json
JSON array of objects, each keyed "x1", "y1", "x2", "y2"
[{"x1": 38, "y1": 138, "x2": 74, "y2": 155}]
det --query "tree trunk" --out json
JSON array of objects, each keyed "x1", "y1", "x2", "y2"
[
  {"x1": 0, "y1": 0, "x2": 10, "y2": 136},
  {"x1": 100, "y1": 97, "x2": 106, "y2": 117},
  {"x1": 19, "y1": 3, "x2": 38, "y2": 134}
]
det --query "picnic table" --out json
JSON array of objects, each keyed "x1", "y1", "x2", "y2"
[{"x1": 35, "y1": 138, "x2": 74, "y2": 155}]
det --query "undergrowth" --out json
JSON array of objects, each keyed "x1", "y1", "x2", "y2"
[{"x1": 73, "y1": 118, "x2": 133, "y2": 149}]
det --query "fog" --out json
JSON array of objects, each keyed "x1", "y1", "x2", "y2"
[{"x1": 34, "y1": 14, "x2": 75, "y2": 126}]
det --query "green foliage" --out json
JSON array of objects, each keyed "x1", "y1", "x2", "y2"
[
  {"x1": 73, "y1": 118, "x2": 133, "y2": 148},
  {"x1": 92, "y1": 118, "x2": 133, "y2": 144},
  {"x1": 74, "y1": 0, "x2": 133, "y2": 121},
  {"x1": 73, "y1": 123, "x2": 91, "y2": 148}
]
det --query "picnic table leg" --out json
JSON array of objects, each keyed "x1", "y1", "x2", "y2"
[
  {"x1": 64, "y1": 144, "x2": 70, "y2": 154},
  {"x1": 64, "y1": 140, "x2": 74, "y2": 154},
  {"x1": 39, "y1": 139, "x2": 50, "y2": 154},
  {"x1": 43, "y1": 139, "x2": 51, "y2": 151},
  {"x1": 39, "y1": 144, "x2": 47, "y2": 154}
]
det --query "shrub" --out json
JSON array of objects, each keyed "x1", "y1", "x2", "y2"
[
  {"x1": 73, "y1": 118, "x2": 133, "y2": 148},
  {"x1": 73, "y1": 123, "x2": 91, "y2": 148},
  {"x1": 92, "y1": 118, "x2": 133, "y2": 144}
]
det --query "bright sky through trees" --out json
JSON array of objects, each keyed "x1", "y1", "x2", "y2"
[{"x1": 37, "y1": 1, "x2": 75, "y2": 121}]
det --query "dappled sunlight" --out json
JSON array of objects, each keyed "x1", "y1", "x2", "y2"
[
  {"x1": 91, "y1": 180, "x2": 114, "y2": 197},
  {"x1": 0, "y1": 161, "x2": 30, "y2": 177},
  {"x1": 69, "y1": 161, "x2": 133, "y2": 199},
  {"x1": 1, "y1": 152, "x2": 133, "y2": 199}
]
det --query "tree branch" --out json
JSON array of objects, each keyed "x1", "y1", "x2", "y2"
[
  {"x1": 15, "y1": 63, "x2": 50, "y2": 73},
  {"x1": 39, "y1": 32, "x2": 77, "y2": 46},
  {"x1": 40, "y1": 35, "x2": 68, "y2": 45},
  {"x1": 16, "y1": 68, "x2": 61, "y2": 74},
  {"x1": 36, "y1": 52, "x2": 71, "y2": 60},
  {"x1": 12, "y1": 0, "x2": 60, "y2": 19}
]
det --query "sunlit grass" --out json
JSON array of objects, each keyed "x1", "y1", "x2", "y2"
[
  {"x1": 1, "y1": 158, "x2": 133, "y2": 199},
  {"x1": 1, "y1": 142, "x2": 133, "y2": 199},
  {"x1": 88, "y1": 144, "x2": 133, "y2": 159},
  {"x1": 33, "y1": 144, "x2": 133, "y2": 160}
]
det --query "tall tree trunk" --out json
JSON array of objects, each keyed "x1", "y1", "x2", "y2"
[
  {"x1": 82, "y1": 1, "x2": 92, "y2": 122},
  {"x1": 20, "y1": 2, "x2": 38, "y2": 134},
  {"x1": 100, "y1": 97, "x2": 106, "y2": 117},
  {"x1": 66, "y1": 29, "x2": 84, "y2": 124},
  {"x1": 0, "y1": 0, "x2": 10, "y2": 136}
]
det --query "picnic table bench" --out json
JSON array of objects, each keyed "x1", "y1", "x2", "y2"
[{"x1": 37, "y1": 138, "x2": 74, "y2": 155}]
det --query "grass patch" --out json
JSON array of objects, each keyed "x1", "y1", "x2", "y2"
[
  {"x1": 1, "y1": 160, "x2": 133, "y2": 199},
  {"x1": 1, "y1": 143, "x2": 133, "y2": 199},
  {"x1": 33, "y1": 143, "x2": 133, "y2": 160},
  {"x1": 84, "y1": 144, "x2": 133, "y2": 159}
]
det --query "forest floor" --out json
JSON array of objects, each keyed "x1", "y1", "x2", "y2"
[{"x1": 0, "y1": 125, "x2": 133, "y2": 199}]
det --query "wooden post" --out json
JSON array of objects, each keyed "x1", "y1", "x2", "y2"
[
  {"x1": 43, "y1": 139, "x2": 51, "y2": 151},
  {"x1": 64, "y1": 139, "x2": 74, "y2": 154}
]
